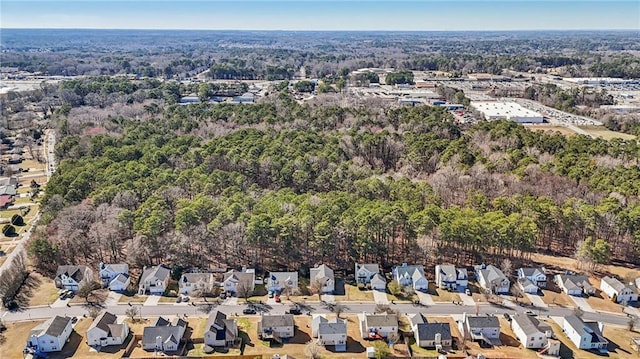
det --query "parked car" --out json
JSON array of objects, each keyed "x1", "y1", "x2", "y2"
[
  {"x1": 465, "y1": 288, "x2": 471, "y2": 296},
  {"x1": 274, "y1": 294, "x2": 281, "y2": 303},
  {"x1": 503, "y1": 313, "x2": 511, "y2": 321},
  {"x1": 71, "y1": 317, "x2": 78, "y2": 324},
  {"x1": 268, "y1": 291, "x2": 274, "y2": 298},
  {"x1": 288, "y1": 307, "x2": 301, "y2": 315},
  {"x1": 176, "y1": 296, "x2": 182, "y2": 303},
  {"x1": 525, "y1": 310, "x2": 535, "y2": 316},
  {"x1": 243, "y1": 308, "x2": 257, "y2": 314}
]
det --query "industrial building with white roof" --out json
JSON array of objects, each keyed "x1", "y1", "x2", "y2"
[{"x1": 471, "y1": 101, "x2": 544, "y2": 123}]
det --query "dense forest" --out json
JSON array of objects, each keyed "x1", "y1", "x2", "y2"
[{"x1": 13, "y1": 76, "x2": 640, "y2": 278}]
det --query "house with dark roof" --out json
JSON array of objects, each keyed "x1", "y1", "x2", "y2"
[
  {"x1": 310, "y1": 264, "x2": 335, "y2": 294},
  {"x1": 435, "y1": 264, "x2": 468, "y2": 291},
  {"x1": 601, "y1": 276, "x2": 638, "y2": 304},
  {"x1": 222, "y1": 268, "x2": 256, "y2": 296},
  {"x1": 0, "y1": 184, "x2": 17, "y2": 196},
  {"x1": 555, "y1": 274, "x2": 595, "y2": 296},
  {"x1": 358, "y1": 312, "x2": 398, "y2": 339},
  {"x1": 311, "y1": 315, "x2": 347, "y2": 351},
  {"x1": 563, "y1": 315, "x2": 608, "y2": 351},
  {"x1": 459, "y1": 313, "x2": 502, "y2": 346},
  {"x1": 517, "y1": 267, "x2": 547, "y2": 288},
  {"x1": 416, "y1": 322, "x2": 452, "y2": 349},
  {"x1": 204, "y1": 311, "x2": 238, "y2": 348},
  {"x1": 141, "y1": 317, "x2": 187, "y2": 352},
  {"x1": 86, "y1": 312, "x2": 130, "y2": 347},
  {"x1": 511, "y1": 314, "x2": 552, "y2": 349},
  {"x1": 138, "y1": 265, "x2": 171, "y2": 295},
  {"x1": 55, "y1": 265, "x2": 94, "y2": 292},
  {"x1": 179, "y1": 272, "x2": 214, "y2": 296},
  {"x1": 99, "y1": 263, "x2": 130, "y2": 291},
  {"x1": 393, "y1": 263, "x2": 428, "y2": 291},
  {"x1": 26, "y1": 316, "x2": 73, "y2": 353},
  {"x1": 474, "y1": 264, "x2": 510, "y2": 294},
  {"x1": 258, "y1": 314, "x2": 295, "y2": 341}
]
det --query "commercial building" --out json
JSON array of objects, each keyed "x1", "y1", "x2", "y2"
[{"x1": 471, "y1": 101, "x2": 544, "y2": 123}]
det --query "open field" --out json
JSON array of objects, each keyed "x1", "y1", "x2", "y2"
[
  {"x1": 531, "y1": 253, "x2": 640, "y2": 283},
  {"x1": 526, "y1": 124, "x2": 578, "y2": 136},
  {"x1": 579, "y1": 125, "x2": 637, "y2": 140},
  {"x1": 549, "y1": 318, "x2": 638, "y2": 359},
  {"x1": 25, "y1": 272, "x2": 60, "y2": 307}
]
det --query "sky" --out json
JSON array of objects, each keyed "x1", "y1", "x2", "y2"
[{"x1": 1, "y1": 0, "x2": 639, "y2": 31}]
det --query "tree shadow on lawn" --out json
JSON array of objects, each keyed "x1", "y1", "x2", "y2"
[{"x1": 12, "y1": 272, "x2": 43, "y2": 310}]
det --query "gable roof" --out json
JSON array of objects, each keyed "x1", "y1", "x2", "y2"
[
  {"x1": 89, "y1": 312, "x2": 118, "y2": 334},
  {"x1": 602, "y1": 276, "x2": 631, "y2": 293},
  {"x1": 310, "y1": 264, "x2": 334, "y2": 282},
  {"x1": 518, "y1": 277, "x2": 538, "y2": 289},
  {"x1": 407, "y1": 313, "x2": 427, "y2": 327},
  {"x1": 0, "y1": 185, "x2": 16, "y2": 196},
  {"x1": 564, "y1": 315, "x2": 607, "y2": 344},
  {"x1": 395, "y1": 264, "x2": 424, "y2": 278},
  {"x1": 100, "y1": 263, "x2": 128, "y2": 274},
  {"x1": 476, "y1": 265, "x2": 508, "y2": 285},
  {"x1": 417, "y1": 323, "x2": 452, "y2": 342},
  {"x1": 356, "y1": 263, "x2": 379, "y2": 274},
  {"x1": 111, "y1": 273, "x2": 130, "y2": 285},
  {"x1": 318, "y1": 318, "x2": 346, "y2": 335},
  {"x1": 365, "y1": 313, "x2": 398, "y2": 328},
  {"x1": 466, "y1": 315, "x2": 500, "y2": 329},
  {"x1": 556, "y1": 274, "x2": 593, "y2": 292},
  {"x1": 223, "y1": 269, "x2": 254, "y2": 284},
  {"x1": 142, "y1": 316, "x2": 187, "y2": 347},
  {"x1": 268, "y1": 272, "x2": 298, "y2": 285},
  {"x1": 519, "y1": 267, "x2": 545, "y2": 278},
  {"x1": 371, "y1": 273, "x2": 386, "y2": 284},
  {"x1": 206, "y1": 311, "x2": 237, "y2": 342},
  {"x1": 30, "y1": 316, "x2": 71, "y2": 338},
  {"x1": 438, "y1": 265, "x2": 458, "y2": 280},
  {"x1": 512, "y1": 314, "x2": 550, "y2": 336},
  {"x1": 140, "y1": 265, "x2": 170, "y2": 283},
  {"x1": 181, "y1": 273, "x2": 213, "y2": 285},
  {"x1": 261, "y1": 314, "x2": 294, "y2": 328},
  {"x1": 56, "y1": 265, "x2": 90, "y2": 283}
]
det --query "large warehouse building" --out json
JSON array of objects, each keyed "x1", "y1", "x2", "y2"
[{"x1": 471, "y1": 101, "x2": 544, "y2": 123}]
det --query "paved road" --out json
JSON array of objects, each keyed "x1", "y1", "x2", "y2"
[{"x1": 2, "y1": 299, "x2": 633, "y2": 328}]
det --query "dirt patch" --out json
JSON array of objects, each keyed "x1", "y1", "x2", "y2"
[
  {"x1": 526, "y1": 124, "x2": 578, "y2": 136},
  {"x1": 22, "y1": 272, "x2": 59, "y2": 307}
]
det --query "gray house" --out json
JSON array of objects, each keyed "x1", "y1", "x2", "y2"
[
  {"x1": 311, "y1": 315, "x2": 347, "y2": 351},
  {"x1": 460, "y1": 314, "x2": 502, "y2": 346},
  {"x1": 138, "y1": 265, "x2": 171, "y2": 295},
  {"x1": 141, "y1": 317, "x2": 187, "y2": 352},
  {"x1": 474, "y1": 265, "x2": 510, "y2": 294},
  {"x1": 204, "y1": 311, "x2": 238, "y2": 348}
]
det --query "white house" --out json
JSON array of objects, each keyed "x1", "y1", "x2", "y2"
[
  {"x1": 99, "y1": 263, "x2": 129, "y2": 290},
  {"x1": 310, "y1": 264, "x2": 335, "y2": 294},
  {"x1": 474, "y1": 265, "x2": 510, "y2": 294},
  {"x1": 204, "y1": 311, "x2": 238, "y2": 348},
  {"x1": 258, "y1": 314, "x2": 295, "y2": 340},
  {"x1": 138, "y1": 265, "x2": 171, "y2": 295},
  {"x1": 563, "y1": 315, "x2": 608, "y2": 351},
  {"x1": 435, "y1": 264, "x2": 468, "y2": 291},
  {"x1": 141, "y1": 317, "x2": 187, "y2": 352},
  {"x1": 517, "y1": 267, "x2": 547, "y2": 288},
  {"x1": 555, "y1": 274, "x2": 595, "y2": 296},
  {"x1": 86, "y1": 312, "x2": 130, "y2": 347},
  {"x1": 459, "y1": 313, "x2": 502, "y2": 346},
  {"x1": 55, "y1": 265, "x2": 94, "y2": 292},
  {"x1": 600, "y1": 276, "x2": 638, "y2": 304},
  {"x1": 511, "y1": 314, "x2": 551, "y2": 349},
  {"x1": 355, "y1": 263, "x2": 380, "y2": 285},
  {"x1": 26, "y1": 316, "x2": 73, "y2": 353},
  {"x1": 222, "y1": 268, "x2": 256, "y2": 296},
  {"x1": 266, "y1": 272, "x2": 298, "y2": 294},
  {"x1": 370, "y1": 273, "x2": 387, "y2": 291},
  {"x1": 179, "y1": 272, "x2": 214, "y2": 296},
  {"x1": 393, "y1": 263, "x2": 428, "y2": 291},
  {"x1": 312, "y1": 315, "x2": 347, "y2": 351},
  {"x1": 108, "y1": 273, "x2": 130, "y2": 292},
  {"x1": 358, "y1": 312, "x2": 398, "y2": 339},
  {"x1": 517, "y1": 278, "x2": 540, "y2": 294}
]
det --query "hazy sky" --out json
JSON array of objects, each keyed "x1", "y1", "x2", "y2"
[{"x1": 2, "y1": 0, "x2": 639, "y2": 31}]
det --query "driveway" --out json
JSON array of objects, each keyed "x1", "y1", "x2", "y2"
[
  {"x1": 51, "y1": 297, "x2": 70, "y2": 308},
  {"x1": 105, "y1": 291, "x2": 122, "y2": 306},
  {"x1": 321, "y1": 294, "x2": 336, "y2": 303},
  {"x1": 570, "y1": 295, "x2": 595, "y2": 313},
  {"x1": 373, "y1": 290, "x2": 390, "y2": 305},
  {"x1": 460, "y1": 292, "x2": 476, "y2": 306},
  {"x1": 224, "y1": 297, "x2": 238, "y2": 306},
  {"x1": 526, "y1": 293, "x2": 548, "y2": 308},
  {"x1": 416, "y1": 291, "x2": 434, "y2": 305},
  {"x1": 143, "y1": 295, "x2": 161, "y2": 306}
]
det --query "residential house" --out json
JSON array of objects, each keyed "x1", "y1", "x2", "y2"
[
  {"x1": 310, "y1": 264, "x2": 335, "y2": 294},
  {"x1": 517, "y1": 267, "x2": 547, "y2": 288},
  {"x1": 355, "y1": 263, "x2": 380, "y2": 285},
  {"x1": 138, "y1": 265, "x2": 171, "y2": 295},
  {"x1": 0, "y1": 185, "x2": 17, "y2": 196},
  {"x1": 0, "y1": 176, "x2": 18, "y2": 187},
  {"x1": 459, "y1": 313, "x2": 502, "y2": 346},
  {"x1": 204, "y1": 311, "x2": 238, "y2": 348},
  {"x1": 555, "y1": 274, "x2": 596, "y2": 296},
  {"x1": 179, "y1": 272, "x2": 214, "y2": 296},
  {"x1": 55, "y1": 265, "x2": 94, "y2": 292},
  {"x1": 86, "y1": 312, "x2": 130, "y2": 347},
  {"x1": 517, "y1": 278, "x2": 540, "y2": 294},
  {"x1": 393, "y1": 263, "x2": 428, "y2": 291},
  {"x1": 258, "y1": 314, "x2": 295, "y2": 341},
  {"x1": 141, "y1": 317, "x2": 187, "y2": 352},
  {"x1": 562, "y1": 315, "x2": 608, "y2": 351},
  {"x1": 511, "y1": 314, "x2": 552, "y2": 349},
  {"x1": 600, "y1": 276, "x2": 638, "y2": 304},
  {"x1": 222, "y1": 268, "x2": 256, "y2": 296},
  {"x1": 26, "y1": 316, "x2": 73, "y2": 353},
  {"x1": 358, "y1": 313, "x2": 398, "y2": 339},
  {"x1": 474, "y1": 265, "x2": 510, "y2": 294},
  {"x1": 98, "y1": 263, "x2": 130, "y2": 291},
  {"x1": 266, "y1": 272, "x2": 298, "y2": 294},
  {"x1": 435, "y1": 264, "x2": 468, "y2": 291},
  {"x1": 407, "y1": 313, "x2": 452, "y2": 349},
  {"x1": 311, "y1": 315, "x2": 347, "y2": 351},
  {"x1": 370, "y1": 273, "x2": 387, "y2": 291}
]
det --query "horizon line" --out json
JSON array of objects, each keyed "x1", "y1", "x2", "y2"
[{"x1": 2, "y1": 27, "x2": 639, "y2": 32}]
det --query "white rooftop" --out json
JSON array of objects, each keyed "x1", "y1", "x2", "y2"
[{"x1": 471, "y1": 101, "x2": 543, "y2": 121}]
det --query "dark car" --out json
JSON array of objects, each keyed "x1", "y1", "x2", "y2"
[
  {"x1": 288, "y1": 307, "x2": 302, "y2": 315},
  {"x1": 503, "y1": 313, "x2": 511, "y2": 321},
  {"x1": 243, "y1": 308, "x2": 257, "y2": 314}
]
